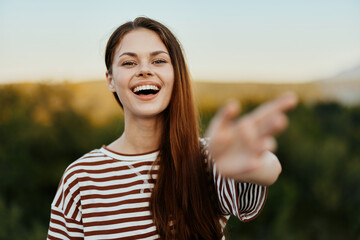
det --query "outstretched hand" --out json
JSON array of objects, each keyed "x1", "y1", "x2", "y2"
[{"x1": 205, "y1": 92, "x2": 298, "y2": 180}]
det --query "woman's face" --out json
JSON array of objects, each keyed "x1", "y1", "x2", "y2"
[{"x1": 107, "y1": 28, "x2": 174, "y2": 119}]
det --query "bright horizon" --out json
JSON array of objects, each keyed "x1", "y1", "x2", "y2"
[{"x1": 0, "y1": 0, "x2": 359, "y2": 84}]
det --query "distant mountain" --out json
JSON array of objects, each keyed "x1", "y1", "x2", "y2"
[
  {"x1": 319, "y1": 64, "x2": 360, "y2": 105},
  {"x1": 331, "y1": 64, "x2": 360, "y2": 82}
]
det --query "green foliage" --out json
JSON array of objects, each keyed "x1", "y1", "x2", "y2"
[
  {"x1": 0, "y1": 85, "x2": 359, "y2": 239},
  {"x1": 0, "y1": 85, "x2": 123, "y2": 240}
]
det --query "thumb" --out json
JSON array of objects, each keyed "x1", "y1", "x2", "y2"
[{"x1": 206, "y1": 100, "x2": 240, "y2": 137}]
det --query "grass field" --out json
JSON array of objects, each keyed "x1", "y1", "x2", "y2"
[{"x1": 0, "y1": 79, "x2": 329, "y2": 124}]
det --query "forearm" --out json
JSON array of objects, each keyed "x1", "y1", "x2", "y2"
[{"x1": 234, "y1": 151, "x2": 282, "y2": 186}]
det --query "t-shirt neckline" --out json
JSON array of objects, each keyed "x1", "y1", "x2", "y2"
[{"x1": 100, "y1": 145, "x2": 159, "y2": 161}]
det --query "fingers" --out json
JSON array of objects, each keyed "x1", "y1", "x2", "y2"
[
  {"x1": 230, "y1": 93, "x2": 296, "y2": 154},
  {"x1": 244, "y1": 92, "x2": 297, "y2": 139},
  {"x1": 272, "y1": 92, "x2": 298, "y2": 112},
  {"x1": 234, "y1": 117, "x2": 278, "y2": 153},
  {"x1": 250, "y1": 92, "x2": 298, "y2": 123},
  {"x1": 258, "y1": 112, "x2": 289, "y2": 136}
]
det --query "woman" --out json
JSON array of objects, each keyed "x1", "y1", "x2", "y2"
[{"x1": 47, "y1": 17, "x2": 297, "y2": 239}]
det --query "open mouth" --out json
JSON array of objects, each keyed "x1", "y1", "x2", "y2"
[{"x1": 132, "y1": 85, "x2": 160, "y2": 96}]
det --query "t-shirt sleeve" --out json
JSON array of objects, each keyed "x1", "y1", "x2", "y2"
[
  {"x1": 212, "y1": 164, "x2": 268, "y2": 222},
  {"x1": 47, "y1": 169, "x2": 84, "y2": 240},
  {"x1": 200, "y1": 138, "x2": 268, "y2": 222}
]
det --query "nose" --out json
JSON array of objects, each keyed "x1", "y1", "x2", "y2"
[{"x1": 136, "y1": 63, "x2": 153, "y2": 78}]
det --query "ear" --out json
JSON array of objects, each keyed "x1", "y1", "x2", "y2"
[{"x1": 106, "y1": 71, "x2": 116, "y2": 92}]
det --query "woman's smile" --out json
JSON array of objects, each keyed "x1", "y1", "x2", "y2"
[
  {"x1": 132, "y1": 84, "x2": 160, "y2": 95},
  {"x1": 131, "y1": 81, "x2": 161, "y2": 101}
]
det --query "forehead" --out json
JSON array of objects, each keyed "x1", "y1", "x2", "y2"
[{"x1": 116, "y1": 28, "x2": 168, "y2": 55}]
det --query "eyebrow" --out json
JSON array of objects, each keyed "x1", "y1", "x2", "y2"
[{"x1": 119, "y1": 50, "x2": 169, "y2": 58}]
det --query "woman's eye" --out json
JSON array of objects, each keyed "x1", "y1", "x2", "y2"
[
  {"x1": 121, "y1": 61, "x2": 136, "y2": 66},
  {"x1": 153, "y1": 59, "x2": 167, "y2": 64}
]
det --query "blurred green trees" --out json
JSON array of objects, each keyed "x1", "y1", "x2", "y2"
[
  {"x1": 0, "y1": 85, "x2": 122, "y2": 239},
  {"x1": 0, "y1": 84, "x2": 359, "y2": 239}
]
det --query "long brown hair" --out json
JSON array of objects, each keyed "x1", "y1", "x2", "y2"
[{"x1": 105, "y1": 17, "x2": 222, "y2": 239}]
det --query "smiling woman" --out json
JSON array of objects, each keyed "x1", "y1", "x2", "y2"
[{"x1": 46, "y1": 17, "x2": 298, "y2": 240}]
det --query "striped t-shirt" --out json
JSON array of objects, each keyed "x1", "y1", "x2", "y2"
[{"x1": 47, "y1": 141, "x2": 267, "y2": 240}]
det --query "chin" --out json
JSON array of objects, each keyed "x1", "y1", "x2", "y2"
[{"x1": 133, "y1": 107, "x2": 167, "y2": 118}]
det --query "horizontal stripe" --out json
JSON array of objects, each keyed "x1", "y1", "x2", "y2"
[
  {"x1": 82, "y1": 197, "x2": 150, "y2": 210},
  {"x1": 85, "y1": 222, "x2": 155, "y2": 236},
  {"x1": 84, "y1": 212, "x2": 152, "y2": 226},
  {"x1": 82, "y1": 202, "x2": 150, "y2": 215},
  {"x1": 83, "y1": 205, "x2": 150, "y2": 219},
  {"x1": 81, "y1": 188, "x2": 151, "y2": 201}
]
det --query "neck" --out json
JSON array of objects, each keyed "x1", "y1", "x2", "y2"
[{"x1": 108, "y1": 113, "x2": 164, "y2": 154}]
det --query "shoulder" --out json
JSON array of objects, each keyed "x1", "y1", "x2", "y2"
[
  {"x1": 51, "y1": 149, "x2": 104, "y2": 212},
  {"x1": 66, "y1": 148, "x2": 109, "y2": 170},
  {"x1": 52, "y1": 148, "x2": 111, "y2": 202},
  {"x1": 60, "y1": 148, "x2": 112, "y2": 185}
]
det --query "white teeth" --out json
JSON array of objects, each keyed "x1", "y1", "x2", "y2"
[{"x1": 133, "y1": 85, "x2": 159, "y2": 93}]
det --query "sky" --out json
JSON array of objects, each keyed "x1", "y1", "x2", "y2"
[{"x1": 0, "y1": 0, "x2": 359, "y2": 83}]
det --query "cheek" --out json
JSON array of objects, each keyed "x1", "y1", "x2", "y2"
[
  {"x1": 167, "y1": 68, "x2": 175, "y2": 94},
  {"x1": 164, "y1": 72, "x2": 174, "y2": 96},
  {"x1": 162, "y1": 66, "x2": 175, "y2": 85},
  {"x1": 113, "y1": 71, "x2": 132, "y2": 90},
  {"x1": 165, "y1": 77, "x2": 175, "y2": 103},
  {"x1": 111, "y1": 77, "x2": 130, "y2": 103}
]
